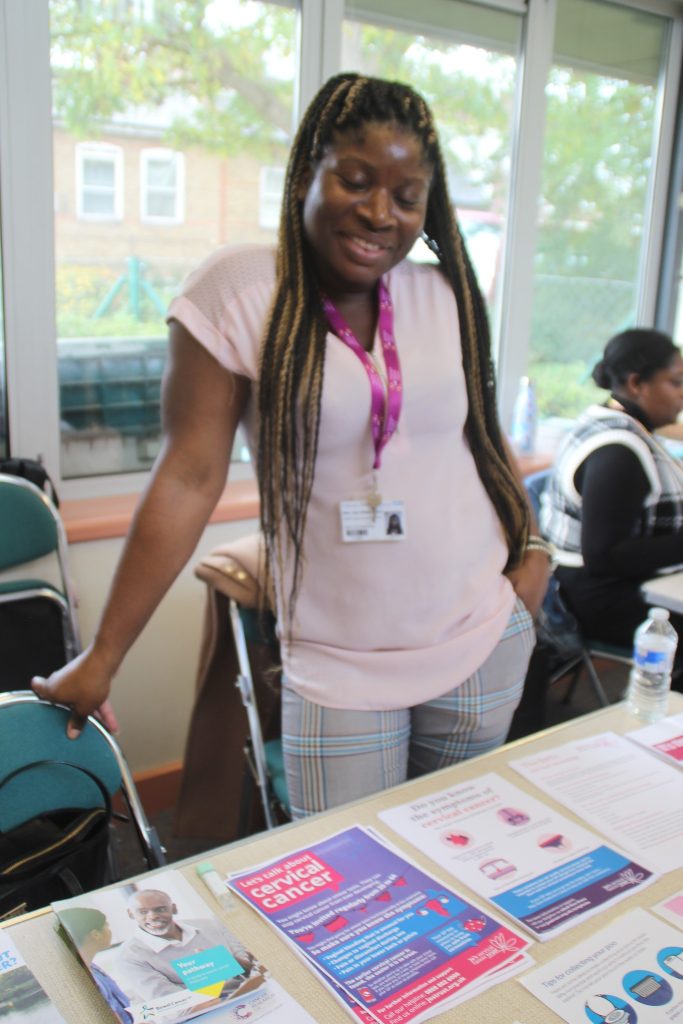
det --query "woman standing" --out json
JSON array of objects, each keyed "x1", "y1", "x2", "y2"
[
  {"x1": 542, "y1": 327, "x2": 683, "y2": 677},
  {"x1": 34, "y1": 74, "x2": 548, "y2": 816}
]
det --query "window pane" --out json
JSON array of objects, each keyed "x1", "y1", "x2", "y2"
[
  {"x1": 343, "y1": 0, "x2": 522, "y2": 337},
  {"x1": 83, "y1": 157, "x2": 115, "y2": 187},
  {"x1": 0, "y1": 219, "x2": 7, "y2": 460},
  {"x1": 82, "y1": 190, "x2": 116, "y2": 215},
  {"x1": 529, "y1": 0, "x2": 670, "y2": 428},
  {"x1": 50, "y1": 0, "x2": 298, "y2": 478},
  {"x1": 147, "y1": 159, "x2": 176, "y2": 188},
  {"x1": 147, "y1": 192, "x2": 176, "y2": 218}
]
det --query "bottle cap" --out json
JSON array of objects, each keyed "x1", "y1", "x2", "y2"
[
  {"x1": 649, "y1": 607, "x2": 670, "y2": 621},
  {"x1": 196, "y1": 861, "x2": 216, "y2": 877}
]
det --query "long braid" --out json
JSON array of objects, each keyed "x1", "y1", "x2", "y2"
[
  {"x1": 258, "y1": 73, "x2": 528, "y2": 633},
  {"x1": 423, "y1": 153, "x2": 529, "y2": 563}
]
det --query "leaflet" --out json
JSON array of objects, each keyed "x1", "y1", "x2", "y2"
[
  {"x1": 651, "y1": 888, "x2": 683, "y2": 931},
  {"x1": 53, "y1": 867, "x2": 316, "y2": 1024},
  {"x1": 226, "y1": 825, "x2": 532, "y2": 1024},
  {"x1": 378, "y1": 772, "x2": 655, "y2": 940},
  {"x1": 0, "y1": 933, "x2": 65, "y2": 1023},
  {"x1": 627, "y1": 712, "x2": 683, "y2": 768},
  {"x1": 521, "y1": 907, "x2": 683, "y2": 1022},
  {"x1": 510, "y1": 731, "x2": 683, "y2": 873}
]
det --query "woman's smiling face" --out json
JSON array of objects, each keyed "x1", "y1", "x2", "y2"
[{"x1": 299, "y1": 121, "x2": 433, "y2": 302}]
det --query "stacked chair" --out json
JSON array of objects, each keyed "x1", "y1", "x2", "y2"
[{"x1": 0, "y1": 471, "x2": 81, "y2": 689}]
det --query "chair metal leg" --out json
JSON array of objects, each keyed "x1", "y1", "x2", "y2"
[
  {"x1": 229, "y1": 599, "x2": 277, "y2": 830},
  {"x1": 580, "y1": 651, "x2": 610, "y2": 708},
  {"x1": 561, "y1": 663, "x2": 585, "y2": 705},
  {"x1": 88, "y1": 716, "x2": 167, "y2": 868}
]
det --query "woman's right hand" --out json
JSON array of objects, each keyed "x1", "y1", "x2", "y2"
[
  {"x1": 30, "y1": 326, "x2": 247, "y2": 742},
  {"x1": 32, "y1": 644, "x2": 120, "y2": 738}
]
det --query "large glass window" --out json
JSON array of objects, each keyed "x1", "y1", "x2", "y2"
[
  {"x1": 528, "y1": 0, "x2": 671, "y2": 425},
  {"x1": 342, "y1": 0, "x2": 522, "y2": 342},
  {"x1": 50, "y1": 0, "x2": 298, "y2": 478}
]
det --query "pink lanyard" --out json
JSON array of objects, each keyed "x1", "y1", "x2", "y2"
[{"x1": 322, "y1": 280, "x2": 402, "y2": 470}]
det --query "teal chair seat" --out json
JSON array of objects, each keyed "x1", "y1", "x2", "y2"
[{"x1": 0, "y1": 692, "x2": 165, "y2": 869}]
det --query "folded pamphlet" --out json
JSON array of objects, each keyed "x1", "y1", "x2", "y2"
[{"x1": 53, "y1": 867, "x2": 315, "y2": 1024}]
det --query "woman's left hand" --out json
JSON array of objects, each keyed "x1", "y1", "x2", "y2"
[{"x1": 506, "y1": 549, "x2": 551, "y2": 620}]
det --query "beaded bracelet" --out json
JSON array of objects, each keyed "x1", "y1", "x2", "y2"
[{"x1": 526, "y1": 534, "x2": 554, "y2": 561}]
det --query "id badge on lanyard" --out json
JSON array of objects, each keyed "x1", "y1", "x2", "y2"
[
  {"x1": 323, "y1": 281, "x2": 406, "y2": 544},
  {"x1": 340, "y1": 498, "x2": 407, "y2": 543}
]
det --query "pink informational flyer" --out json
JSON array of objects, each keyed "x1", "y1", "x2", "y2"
[
  {"x1": 227, "y1": 825, "x2": 531, "y2": 1024},
  {"x1": 379, "y1": 772, "x2": 655, "y2": 941},
  {"x1": 626, "y1": 712, "x2": 683, "y2": 767},
  {"x1": 511, "y1": 732, "x2": 683, "y2": 874},
  {"x1": 651, "y1": 888, "x2": 683, "y2": 929}
]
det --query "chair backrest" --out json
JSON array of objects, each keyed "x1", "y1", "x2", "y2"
[
  {"x1": 0, "y1": 473, "x2": 62, "y2": 570},
  {"x1": 523, "y1": 470, "x2": 585, "y2": 659},
  {"x1": 524, "y1": 468, "x2": 552, "y2": 524},
  {"x1": 0, "y1": 693, "x2": 122, "y2": 832}
]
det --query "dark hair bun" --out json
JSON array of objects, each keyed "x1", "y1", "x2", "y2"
[{"x1": 592, "y1": 359, "x2": 610, "y2": 389}]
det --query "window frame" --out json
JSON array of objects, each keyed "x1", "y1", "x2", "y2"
[
  {"x1": 139, "y1": 147, "x2": 185, "y2": 225},
  {"x1": 75, "y1": 141, "x2": 124, "y2": 222}
]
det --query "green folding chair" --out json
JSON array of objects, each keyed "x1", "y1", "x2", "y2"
[
  {"x1": 0, "y1": 472, "x2": 81, "y2": 687},
  {"x1": 0, "y1": 691, "x2": 166, "y2": 916}
]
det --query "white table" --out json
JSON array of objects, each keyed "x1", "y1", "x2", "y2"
[
  {"x1": 3, "y1": 694, "x2": 683, "y2": 1024},
  {"x1": 642, "y1": 569, "x2": 683, "y2": 614}
]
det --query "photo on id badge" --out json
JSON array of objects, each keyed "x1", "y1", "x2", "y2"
[{"x1": 340, "y1": 499, "x2": 406, "y2": 542}]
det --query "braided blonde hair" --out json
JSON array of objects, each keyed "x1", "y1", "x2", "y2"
[{"x1": 257, "y1": 73, "x2": 528, "y2": 627}]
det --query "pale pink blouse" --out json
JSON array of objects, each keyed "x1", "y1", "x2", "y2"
[{"x1": 168, "y1": 245, "x2": 515, "y2": 710}]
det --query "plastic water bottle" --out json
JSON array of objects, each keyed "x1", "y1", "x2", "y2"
[
  {"x1": 626, "y1": 607, "x2": 678, "y2": 723},
  {"x1": 511, "y1": 376, "x2": 537, "y2": 455}
]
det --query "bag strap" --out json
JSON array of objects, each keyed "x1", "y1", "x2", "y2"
[
  {"x1": 0, "y1": 759, "x2": 113, "y2": 820},
  {"x1": 0, "y1": 457, "x2": 60, "y2": 508}
]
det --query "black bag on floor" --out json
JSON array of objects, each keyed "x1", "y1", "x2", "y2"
[{"x1": 0, "y1": 760, "x2": 111, "y2": 921}]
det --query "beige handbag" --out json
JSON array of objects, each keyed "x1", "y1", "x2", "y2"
[{"x1": 193, "y1": 532, "x2": 268, "y2": 610}]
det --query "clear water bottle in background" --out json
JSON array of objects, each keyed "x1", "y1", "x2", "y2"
[
  {"x1": 626, "y1": 607, "x2": 678, "y2": 723},
  {"x1": 511, "y1": 376, "x2": 537, "y2": 455}
]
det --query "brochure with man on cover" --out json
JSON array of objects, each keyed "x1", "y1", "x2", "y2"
[{"x1": 53, "y1": 867, "x2": 315, "y2": 1024}]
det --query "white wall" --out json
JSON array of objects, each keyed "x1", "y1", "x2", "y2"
[{"x1": 68, "y1": 516, "x2": 259, "y2": 774}]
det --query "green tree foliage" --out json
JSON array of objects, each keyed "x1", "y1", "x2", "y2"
[
  {"x1": 538, "y1": 68, "x2": 653, "y2": 282},
  {"x1": 50, "y1": 0, "x2": 296, "y2": 159},
  {"x1": 49, "y1": 1, "x2": 659, "y2": 420}
]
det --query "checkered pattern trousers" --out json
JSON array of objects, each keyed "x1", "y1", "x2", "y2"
[{"x1": 281, "y1": 596, "x2": 536, "y2": 818}]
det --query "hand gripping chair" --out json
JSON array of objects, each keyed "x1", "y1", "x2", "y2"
[
  {"x1": 0, "y1": 472, "x2": 81, "y2": 688},
  {"x1": 0, "y1": 691, "x2": 166, "y2": 917},
  {"x1": 174, "y1": 533, "x2": 289, "y2": 844},
  {"x1": 525, "y1": 470, "x2": 632, "y2": 707}
]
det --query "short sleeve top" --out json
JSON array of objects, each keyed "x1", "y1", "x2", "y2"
[{"x1": 168, "y1": 245, "x2": 515, "y2": 710}]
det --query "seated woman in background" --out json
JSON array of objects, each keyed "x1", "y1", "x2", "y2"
[{"x1": 542, "y1": 328, "x2": 683, "y2": 682}]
